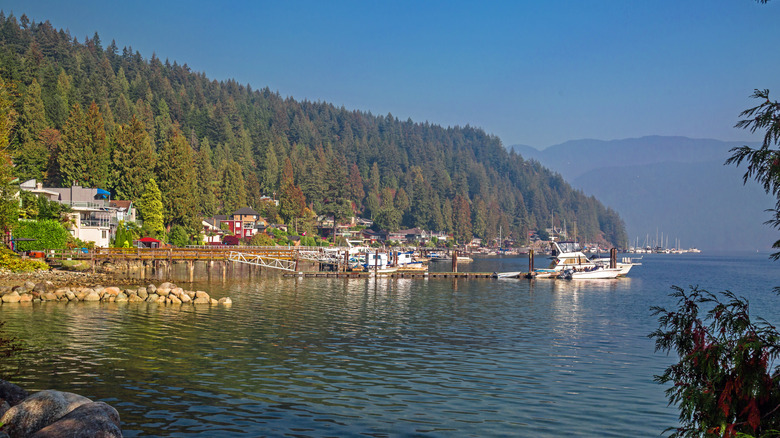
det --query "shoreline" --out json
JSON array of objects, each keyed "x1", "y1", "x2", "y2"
[{"x1": 0, "y1": 268, "x2": 142, "y2": 289}]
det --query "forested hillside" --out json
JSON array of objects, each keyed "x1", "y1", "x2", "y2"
[{"x1": 0, "y1": 13, "x2": 627, "y2": 246}]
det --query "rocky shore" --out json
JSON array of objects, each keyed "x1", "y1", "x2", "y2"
[
  {"x1": 0, "y1": 268, "x2": 139, "y2": 290},
  {"x1": 0, "y1": 280, "x2": 232, "y2": 306},
  {"x1": 0, "y1": 381, "x2": 121, "y2": 437}
]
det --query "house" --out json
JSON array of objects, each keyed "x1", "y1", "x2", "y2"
[
  {"x1": 201, "y1": 218, "x2": 224, "y2": 245},
  {"x1": 220, "y1": 207, "x2": 267, "y2": 239},
  {"x1": 19, "y1": 179, "x2": 135, "y2": 248}
]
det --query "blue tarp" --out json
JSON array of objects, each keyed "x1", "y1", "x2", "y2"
[{"x1": 96, "y1": 188, "x2": 110, "y2": 197}]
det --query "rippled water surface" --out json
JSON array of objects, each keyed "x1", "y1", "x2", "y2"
[{"x1": 1, "y1": 253, "x2": 777, "y2": 436}]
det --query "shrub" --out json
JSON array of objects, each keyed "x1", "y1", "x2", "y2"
[
  {"x1": 0, "y1": 248, "x2": 49, "y2": 272},
  {"x1": 13, "y1": 219, "x2": 70, "y2": 251}
]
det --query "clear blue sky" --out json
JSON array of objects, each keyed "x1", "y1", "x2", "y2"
[{"x1": 4, "y1": 0, "x2": 779, "y2": 148}]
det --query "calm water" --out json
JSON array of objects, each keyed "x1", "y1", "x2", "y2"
[{"x1": 0, "y1": 253, "x2": 777, "y2": 437}]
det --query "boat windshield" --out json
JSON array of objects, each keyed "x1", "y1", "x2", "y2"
[{"x1": 553, "y1": 241, "x2": 581, "y2": 255}]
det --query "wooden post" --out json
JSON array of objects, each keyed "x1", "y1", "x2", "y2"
[
  {"x1": 528, "y1": 249, "x2": 534, "y2": 274},
  {"x1": 188, "y1": 260, "x2": 194, "y2": 282},
  {"x1": 374, "y1": 250, "x2": 379, "y2": 275},
  {"x1": 610, "y1": 248, "x2": 617, "y2": 269},
  {"x1": 343, "y1": 250, "x2": 349, "y2": 272},
  {"x1": 452, "y1": 249, "x2": 458, "y2": 273}
]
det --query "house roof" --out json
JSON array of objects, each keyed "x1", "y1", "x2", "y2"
[
  {"x1": 137, "y1": 237, "x2": 161, "y2": 243},
  {"x1": 109, "y1": 200, "x2": 133, "y2": 210},
  {"x1": 232, "y1": 207, "x2": 259, "y2": 216}
]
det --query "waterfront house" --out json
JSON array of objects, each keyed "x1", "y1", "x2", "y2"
[
  {"x1": 20, "y1": 180, "x2": 116, "y2": 247},
  {"x1": 219, "y1": 207, "x2": 268, "y2": 239}
]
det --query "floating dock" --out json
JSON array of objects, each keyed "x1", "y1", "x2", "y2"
[{"x1": 283, "y1": 271, "x2": 514, "y2": 279}]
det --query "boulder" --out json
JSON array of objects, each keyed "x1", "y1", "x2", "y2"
[
  {"x1": 115, "y1": 292, "x2": 128, "y2": 302},
  {"x1": 30, "y1": 401, "x2": 121, "y2": 438},
  {"x1": 158, "y1": 282, "x2": 176, "y2": 290},
  {"x1": 155, "y1": 295, "x2": 166, "y2": 304},
  {"x1": 156, "y1": 288, "x2": 169, "y2": 297},
  {"x1": 195, "y1": 291, "x2": 210, "y2": 300},
  {"x1": 0, "y1": 390, "x2": 91, "y2": 437},
  {"x1": 42, "y1": 293, "x2": 57, "y2": 302},
  {"x1": 219, "y1": 297, "x2": 232, "y2": 306},
  {"x1": 102, "y1": 287, "x2": 121, "y2": 297},
  {"x1": 33, "y1": 283, "x2": 48, "y2": 293},
  {"x1": 2, "y1": 292, "x2": 20, "y2": 304},
  {"x1": 146, "y1": 284, "x2": 157, "y2": 294},
  {"x1": 137, "y1": 288, "x2": 148, "y2": 299},
  {"x1": 192, "y1": 296, "x2": 210, "y2": 304},
  {"x1": 169, "y1": 295, "x2": 182, "y2": 305},
  {"x1": 82, "y1": 292, "x2": 100, "y2": 302},
  {"x1": 128, "y1": 294, "x2": 144, "y2": 303},
  {"x1": 210, "y1": 299, "x2": 218, "y2": 305},
  {"x1": 65, "y1": 291, "x2": 76, "y2": 301},
  {"x1": 0, "y1": 380, "x2": 28, "y2": 406},
  {"x1": 23, "y1": 281, "x2": 35, "y2": 291},
  {"x1": 145, "y1": 294, "x2": 158, "y2": 303},
  {"x1": 18, "y1": 294, "x2": 32, "y2": 303},
  {"x1": 179, "y1": 293, "x2": 191, "y2": 304}
]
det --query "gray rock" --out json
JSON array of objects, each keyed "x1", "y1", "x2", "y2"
[
  {"x1": 156, "y1": 287, "x2": 169, "y2": 297},
  {"x1": 42, "y1": 293, "x2": 57, "y2": 302},
  {"x1": 0, "y1": 380, "x2": 28, "y2": 406},
  {"x1": 65, "y1": 291, "x2": 76, "y2": 301},
  {"x1": 30, "y1": 401, "x2": 121, "y2": 438},
  {"x1": 145, "y1": 284, "x2": 157, "y2": 294},
  {"x1": 158, "y1": 282, "x2": 176, "y2": 290},
  {"x1": 145, "y1": 293, "x2": 158, "y2": 303},
  {"x1": 0, "y1": 390, "x2": 91, "y2": 437},
  {"x1": 179, "y1": 293, "x2": 191, "y2": 304},
  {"x1": 23, "y1": 281, "x2": 35, "y2": 291},
  {"x1": 115, "y1": 292, "x2": 128, "y2": 302},
  {"x1": 127, "y1": 294, "x2": 144, "y2": 303},
  {"x1": 137, "y1": 288, "x2": 148, "y2": 299},
  {"x1": 33, "y1": 283, "x2": 48, "y2": 293},
  {"x1": 193, "y1": 296, "x2": 210, "y2": 304}
]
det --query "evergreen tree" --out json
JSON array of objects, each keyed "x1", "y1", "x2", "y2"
[
  {"x1": 84, "y1": 102, "x2": 110, "y2": 189},
  {"x1": 346, "y1": 163, "x2": 365, "y2": 211},
  {"x1": 0, "y1": 78, "x2": 18, "y2": 240},
  {"x1": 156, "y1": 131, "x2": 198, "y2": 229},
  {"x1": 14, "y1": 78, "x2": 48, "y2": 181},
  {"x1": 279, "y1": 158, "x2": 306, "y2": 224},
  {"x1": 194, "y1": 139, "x2": 217, "y2": 216},
  {"x1": 136, "y1": 178, "x2": 164, "y2": 238},
  {"x1": 260, "y1": 142, "x2": 279, "y2": 194},
  {"x1": 58, "y1": 103, "x2": 88, "y2": 186},
  {"x1": 220, "y1": 160, "x2": 246, "y2": 214},
  {"x1": 452, "y1": 194, "x2": 472, "y2": 244},
  {"x1": 111, "y1": 115, "x2": 155, "y2": 201}
]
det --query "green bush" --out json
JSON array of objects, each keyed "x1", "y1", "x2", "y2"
[{"x1": 14, "y1": 219, "x2": 71, "y2": 251}]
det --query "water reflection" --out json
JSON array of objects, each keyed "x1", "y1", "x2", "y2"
[{"x1": 7, "y1": 256, "x2": 771, "y2": 436}]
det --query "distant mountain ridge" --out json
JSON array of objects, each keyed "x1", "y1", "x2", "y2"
[{"x1": 510, "y1": 136, "x2": 776, "y2": 252}]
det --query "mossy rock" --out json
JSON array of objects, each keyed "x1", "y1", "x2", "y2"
[{"x1": 59, "y1": 260, "x2": 92, "y2": 272}]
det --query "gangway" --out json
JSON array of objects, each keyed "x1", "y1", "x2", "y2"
[{"x1": 228, "y1": 251, "x2": 298, "y2": 272}]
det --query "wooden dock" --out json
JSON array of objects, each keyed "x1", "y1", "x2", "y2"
[{"x1": 284, "y1": 271, "x2": 511, "y2": 279}]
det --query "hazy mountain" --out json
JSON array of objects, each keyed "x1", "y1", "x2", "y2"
[{"x1": 510, "y1": 137, "x2": 776, "y2": 252}]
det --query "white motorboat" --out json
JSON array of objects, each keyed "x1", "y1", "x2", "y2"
[
  {"x1": 558, "y1": 266, "x2": 621, "y2": 279},
  {"x1": 546, "y1": 241, "x2": 636, "y2": 277}
]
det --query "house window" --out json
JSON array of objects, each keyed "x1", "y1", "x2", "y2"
[{"x1": 102, "y1": 230, "x2": 107, "y2": 239}]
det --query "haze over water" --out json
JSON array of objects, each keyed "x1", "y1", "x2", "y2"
[{"x1": 1, "y1": 253, "x2": 777, "y2": 436}]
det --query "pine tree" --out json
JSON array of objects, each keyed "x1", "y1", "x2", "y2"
[
  {"x1": 14, "y1": 79, "x2": 48, "y2": 181},
  {"x1": 136, "y1": 178, "x2": 164, "y2": 238},
  {"x1": 195, "y1": 139, "x2": 217, "y2": 216},
  {"x1": 156, "y1": 130, "x2": 198, "y2": 229},
  {"x1": 452, "y1": 194, "x2": 472, "y2": 243},
  {"x1": 0, "y1": 78, "x2": 19, "y2": 239},
  {"x1": 279, "y1": 158, "x2": 306, "y2": 224},
  {"x1": 220, "y1": 160, "x2": 246, "y2": 214},
  {"x1": 58, "y1": 103, "x2": 88, "y2": 186},
  {"x1": 84, "y1": 102, "x2": 110, "y2": 189},
  {"x1": 111, "y1": 115, "x2": 156, "y2": 201},
  {"x1": 260, "y1": 142, "x2": 279, "y2": 193}
]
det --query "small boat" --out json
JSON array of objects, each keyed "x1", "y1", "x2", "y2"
[
  {"x1": 456, "y1": 255, "x2": 473, "y2": 263},
  {"x1": 493, "y1": 271, "x2": 522, "y2": 279}
]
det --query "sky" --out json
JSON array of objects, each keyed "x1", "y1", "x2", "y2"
[{"x1": 3, "y1": 0, "x2": 780, "y2": 148}]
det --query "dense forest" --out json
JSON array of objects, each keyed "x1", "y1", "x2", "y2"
[{"x1": 0, "y1": 13, "x2": 627, "y2": 246}]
